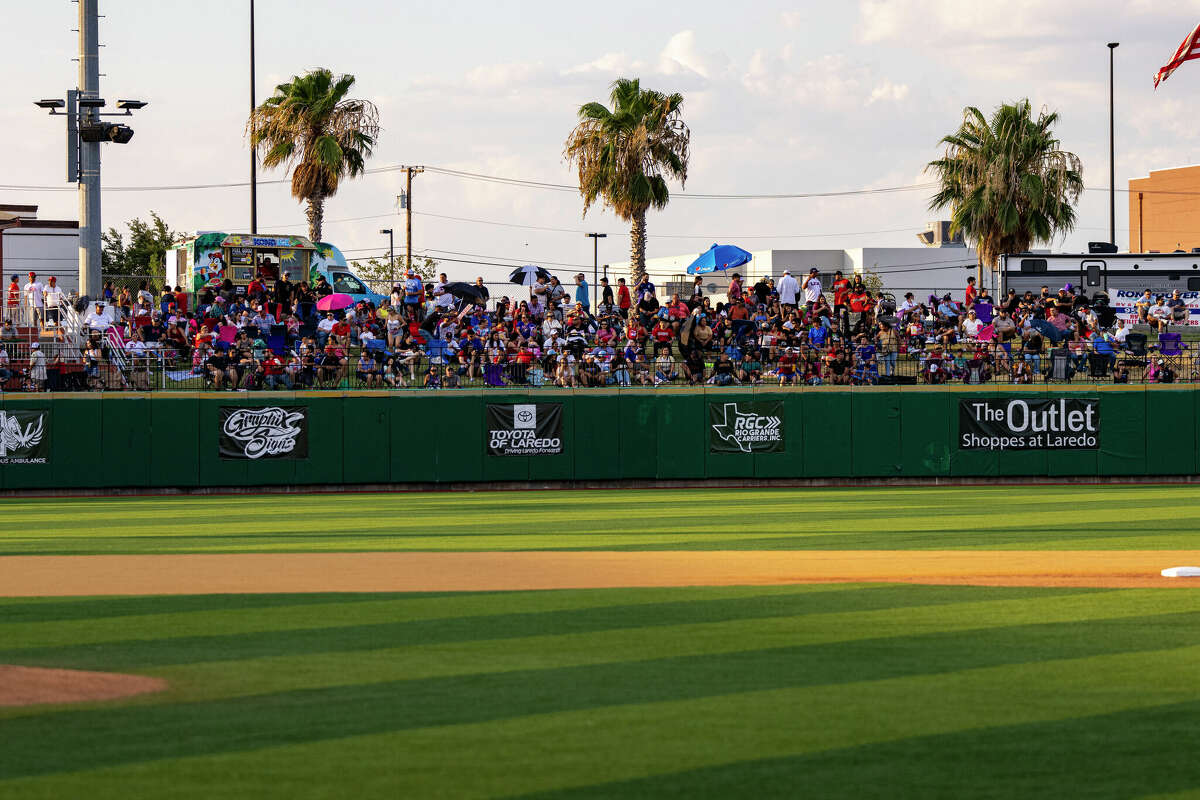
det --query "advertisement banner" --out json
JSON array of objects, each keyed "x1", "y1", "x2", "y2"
[
  {"x1": 1109, "y1": 289, "x2": 1200, "y2": 327},
  {"x1": 958, "y1": 398, "x2": 1099, "y2": 451},
  {"x1": 0, "y1": 410, "x2": 49, "y2": 465},
  {"x1": 709, "y1": 401, "x2": 784, "y2": 454},
  {"x1": 219, "y1": 406, "x2": 308, "y2": 460},
  {"x1": 486, "y1": 403, "x2": 564, "y2": 456}
]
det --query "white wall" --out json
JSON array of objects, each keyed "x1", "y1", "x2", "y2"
[
  {"x1": 848, "y1": 246, "x2": 978, "y2": 301},
  {"x1": 1, "y1": 227, "x2": 80, "y2": 294}
]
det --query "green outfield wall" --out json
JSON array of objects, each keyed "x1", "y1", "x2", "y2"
[{"x1": 0, "y1": 386, "x2": 1194, "y2": 490}]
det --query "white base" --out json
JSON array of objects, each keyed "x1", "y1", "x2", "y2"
[{"x1": 1161, "y1": 566, "x2": 1200, "y2": 578}]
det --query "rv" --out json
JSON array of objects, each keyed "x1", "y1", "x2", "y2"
[{"x1": 999, "y1": 251, "x2": 1200, "y2": 325}]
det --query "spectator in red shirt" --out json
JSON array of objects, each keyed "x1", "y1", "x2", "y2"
[
  {"x1": 651, "y1": 319, "x2": 674, "y2": 354},
  {"x1": 965, "y1": 276, "x2": 977, "y2": 308},
  {"x1": 831, "y1": 271, "x2": 851, "y2": 312},
  {"x1": 330, "y1": 317, "x2": 352, "y2": 348},
  {"x1": 262, "y1": 349, "x2": 293, "y2": 390},
  {"x1": 6, "y1": 275, "x2": 20, "y2": 321},
  {"x1": 617, "y1": 278, "x2": 632, "y2": 318}
]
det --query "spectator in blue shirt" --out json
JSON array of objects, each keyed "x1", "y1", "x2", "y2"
[{"x1": 574, "y1": 274, "x2": 590, "y2": 312}]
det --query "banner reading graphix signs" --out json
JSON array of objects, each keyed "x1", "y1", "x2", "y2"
[
  {"x1": 0, "y1": 410, "x2": 49, "y2": 465},
  {"x1": 958, "y1": 398, "x2": 1099, "y2": 451},
  {"x1": 219, "y1": 406, "x2": 309, "y2": 460},
  {"x1": 709, "y1": 401, "x2": 784, "y2": 454},
  {"x1": 486, "y1": 403, "x2": 563, "y2": 456}
]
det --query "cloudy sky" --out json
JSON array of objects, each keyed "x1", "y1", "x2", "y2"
[{"x1": 6, "y1": 0, "x2": 1200, "y2": 282}]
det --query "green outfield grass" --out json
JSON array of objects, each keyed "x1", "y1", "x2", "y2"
[
  {"x1": 1, "y1": 484, "x2": 1199, "y2": 555},
  {"x1": 3, "y1": 584, "x2": 1200, "y2": 798}
]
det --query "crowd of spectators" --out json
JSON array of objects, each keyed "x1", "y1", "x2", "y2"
[{"x1": 1, "y1": 266, "x2": 1195, "y2": 392}]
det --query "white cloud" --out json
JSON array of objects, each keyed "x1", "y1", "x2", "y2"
[
  {"x1": 742, "y1": 49, "x2": 910, "y2": 111},
  {"x1": 656, "y1": 30, "x2": 728, "y2": 80},
  {"x1": 780, "y1": 10, "x2": 808, "y2": 29},
  {"x1": 866, "y1": 80, "x2": 910, "y2": 105}
]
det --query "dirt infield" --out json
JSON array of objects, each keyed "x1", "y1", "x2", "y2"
[
  {"x1": 2, "y1": 550, "x2": 1200, "y2": 596},
  {"x1": 0, "y1": 665, "x2": 167, "y2": 707}
]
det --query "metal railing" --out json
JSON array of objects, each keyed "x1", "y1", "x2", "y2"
[{"x1": 6, "y1": 341, "x2": 1197, "y2": 393}]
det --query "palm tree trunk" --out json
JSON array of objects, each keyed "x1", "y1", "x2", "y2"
[
  {"x1": 630, "y1": 209, "x2": 647, "y2": 284},
  {"x1": 306, "y1": 194, "x2": 325, "y2": 244}
]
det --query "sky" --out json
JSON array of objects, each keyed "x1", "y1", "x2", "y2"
[{"x1": 6, "y1": 0, "x2": 1200, "y2": 284}]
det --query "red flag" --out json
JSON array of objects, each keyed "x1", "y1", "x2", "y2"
[{"x1": 1155, "y1": 22, "x2": 1200, "y2": 88}]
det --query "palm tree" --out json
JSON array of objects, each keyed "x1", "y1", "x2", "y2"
[
  {"x1": 248, "y1": 69, "x2": 380, "y2": 243},
  {"x1": 564, "y1": 78, "x2": 690, "y2": 283},
  {"x1": 928, "y1": 100, "x2": 1083, "y2": 288}
]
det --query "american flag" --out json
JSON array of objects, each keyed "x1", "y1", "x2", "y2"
[{"x1": 1155, "y1": 22, "x2": 1200, "y2": 88}]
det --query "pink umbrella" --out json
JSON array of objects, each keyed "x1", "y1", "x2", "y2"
[{"x1": 316, "y1": 293, "x2": 354, "y2": 312}]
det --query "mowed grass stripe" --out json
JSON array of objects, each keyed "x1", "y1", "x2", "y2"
[
  {"x1": 2, "y1": 588, "x2": 1200, "y2": 778},
  {"x1": 0, "y1": 585, "x2": 860, "y2": 645},
  {"x1": 0, "y1": 584, "x2": 1073, "y2": 668},
  {"x1": 2, "y1": 485, "x2": 1200, "y2": 553},
  {"x1": 5, "y1": 645, "x2": 1200, "y2": 798},
  {"x1": 139, "y1": 586, "x2": 1191, "y2": 703},
  {"x1": 519, "y1": 699, "x2": 1200, "y2": 799}
]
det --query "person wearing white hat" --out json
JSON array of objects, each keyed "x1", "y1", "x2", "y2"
[
  {"x1": 777, "y1": 270, "x2": 799, "y2": 308},
  {"x1": 29, "y1": 341, "x2": 46, "y2": 390}
]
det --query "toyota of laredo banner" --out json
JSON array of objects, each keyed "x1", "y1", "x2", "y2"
[
  {"x1": 709, "y1": 401, "x2": 784, "y2": 454},
  {"x1": 486, "y1": 403, "x2": 563, "y2": 456},
  {"x1": 959, "y1": 398, "x2": 1099, "y2": 451},
  {"x1": 0, "y1": 410, "x2": 49, "y2": 465},
  {"x1": 219, "y1": 406, "x2": 309, "y2": 460}
]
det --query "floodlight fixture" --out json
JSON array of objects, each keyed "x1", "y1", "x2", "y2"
[
  {"x1": 35, "y1": 99, "x2": 65, "y2": 110},
  {"x1": 116, "y1": 99, "x2": 148, "y2": 110},
  {"x1": 77, "y1": 97, "x2": 106, "y2": 108}
]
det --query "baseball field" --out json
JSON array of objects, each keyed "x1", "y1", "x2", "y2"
[{"x1": 2, "y1": 485, "x2": 1200, "y2": 798}]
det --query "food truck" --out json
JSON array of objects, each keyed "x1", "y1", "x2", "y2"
[{"x1": 164, "y1": 232, "x2": 386, "y2": 305}]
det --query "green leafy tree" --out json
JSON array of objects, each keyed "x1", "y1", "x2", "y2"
[
  {"x1": 349, "y1": 256, "x2": 438, "y2": 290},
  {"x1": 101, "y1": 211, "x2": 181, "y2": 280},
  {"x1": 248, "y1": 68, "x2": 380, "y2": 244},
  {"x1": 564, "y1": 77, "x2": 690, "y2": 284},
  {"x1": 928, "y1": 100, "x2": 1083, "y2": 287}
]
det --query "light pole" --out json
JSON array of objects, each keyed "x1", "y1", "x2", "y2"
[
  {"x1": 585, "y1": 233, "x2": 607, "y2": 308},
  {"x1": 250, "y1": 0, "x2": 257, "y2": 234},
  {"x1": 380, "y1": 228, "x2": 394, "y2": 286},
  {"x1": 35, "y1": 0, "x2": 145, "y2": 301},
  {"x1": 1108, "y1": 42, "x2": 1119, "y2": 248}
]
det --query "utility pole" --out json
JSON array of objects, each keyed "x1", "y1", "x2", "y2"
[
  {"x1": 1108, "y1": 42, "x2": 1119, "y2": 248},
  {"x1": 78, "y1": 0, "x2": 101, "y2": 299},
  {"x1": 250, "y1": 0, "x2": 257, "y2": 235},
  {"x1": 586, "y1": 233, "x2": 607, "y2": 308},
  {"x1": 402, "y1": 166, "x2": 424, "y2": 270}
]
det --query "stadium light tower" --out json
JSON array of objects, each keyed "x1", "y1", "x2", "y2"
[{"x1": 33, "y1": 0, "x2": 146, "y2": 300}]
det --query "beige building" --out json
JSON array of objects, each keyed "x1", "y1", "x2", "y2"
[{"x1": 1128, "y1": 165, "x2": 1200, "y2": 253}]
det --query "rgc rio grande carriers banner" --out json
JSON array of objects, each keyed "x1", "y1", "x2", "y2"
[
  {"x1": 487, "y1": 403, "x2": 564, "y2": 456},
  {"x1": 708, "y1": 401, "x2": 784, "y2": 454},
  {"x1": 959, "y1": 398, "x2": 1099, "y2": 451}
]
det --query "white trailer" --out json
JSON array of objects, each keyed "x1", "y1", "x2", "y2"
[{"x1": 999, "y1": 252, "x2": 1200, "y2": 325}]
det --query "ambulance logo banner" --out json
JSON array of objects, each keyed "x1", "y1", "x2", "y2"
[
  {"x1": 958, "y1": 398, "x2": 1099, "y2": 451},
  {"x1": 0, "y1": 410, "x2": 49, "y2": 465},
  {"x1": 487, "y1": 403, "x2": 564, "y2": 456},
  {"x1": 709, "y1": 401, "x2": 784, "y2": 454}
]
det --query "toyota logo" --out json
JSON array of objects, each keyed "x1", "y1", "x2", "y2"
[{"x1": 516, "y1": 410, "x2": 534, "y2": 423}]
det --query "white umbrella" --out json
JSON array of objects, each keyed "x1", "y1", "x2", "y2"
[{"x1": 509, "y1": 265, "x2": 553, "y2": 287}]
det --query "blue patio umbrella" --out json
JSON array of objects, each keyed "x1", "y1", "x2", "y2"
[{"x1": 687, "y1": 243, "x2": 753, "y2": 275}]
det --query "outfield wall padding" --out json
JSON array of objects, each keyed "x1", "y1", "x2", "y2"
[{"x1": 1, "y1": 386, "x2": 1197, "y2": 490}]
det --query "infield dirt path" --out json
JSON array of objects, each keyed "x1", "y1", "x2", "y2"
[{"x1": 2, "y1": 551, "x2": 1200, "y2": 596}]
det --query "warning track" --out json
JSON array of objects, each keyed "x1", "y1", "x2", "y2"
[{"x1": 1, "y1": 550, "x2": 1199, "y2": 596}]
